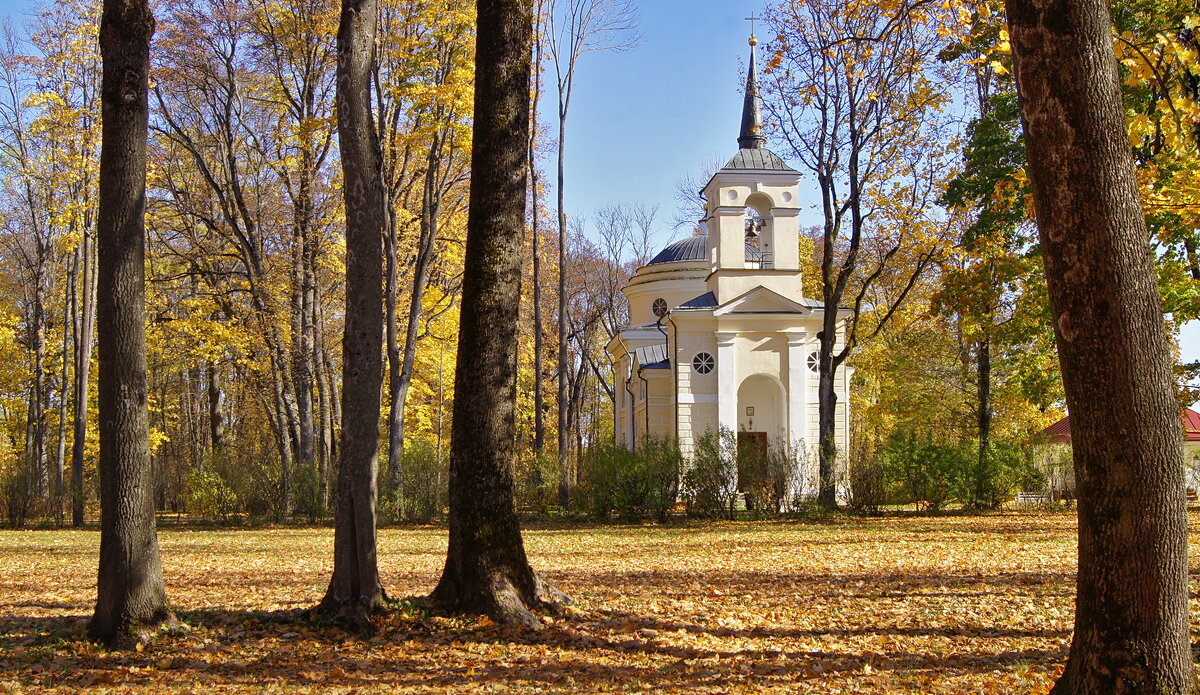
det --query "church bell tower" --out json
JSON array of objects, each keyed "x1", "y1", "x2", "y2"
[{"x1": 702, "y1": 32, "x2": 805, "y2": 304}]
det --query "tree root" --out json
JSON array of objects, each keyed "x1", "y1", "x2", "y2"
[
  {"x1": 91, "y1": 609, "x2": 180, "y2": 650},
  {"x1": 431, "y1": 571, "x2": 572, "y2": 630},
  {"x1": 313, "y1": 585, "x2": 390, "y2": 633},
  {"x1": 533, "y1": 572, "x2": 572, "y2": 611}
]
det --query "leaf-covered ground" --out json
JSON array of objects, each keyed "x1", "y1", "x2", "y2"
[{"x1": 3, "y1": 513, "x2": 1199, "y2": 693}]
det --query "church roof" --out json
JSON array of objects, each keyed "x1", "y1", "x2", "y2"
[
  {"x1": 723, "y1": 147, "x2": 795, "y2": 172},
  {"x1": 676, "y1": 292, "x2": 718, "y2": 309},
  {"x1": 725, "y1": 32, "x2": 796, "y2": 173},
  {"x1": 646, "y1": 233, "x2": 763, "y2": 266},
  {"x1": 675, "y1": 290, "x2": 824, "y2": 314},
  {"x1": 634, "y1": 343, "x2": 669, "y2": 368},
  {"x1": 738, "y1": 32, "x2": 767, "y2": 150},
  {"x1": 647, "y1": 235, "x2": 706, "y2": 265}
]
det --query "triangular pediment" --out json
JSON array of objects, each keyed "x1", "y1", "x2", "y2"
[{"x1": 712, "y1": 287, "x2": 812, "y2": 316}]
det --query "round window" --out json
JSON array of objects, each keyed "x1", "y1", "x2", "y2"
[
  {"x1": 652, "y1": 298, "x2": 668, "y2": 318},
  {"x1": 807, "y1": 351, "x2": 820, "y2": 373},
  {"x1": 693, "y1": 352, "x2": 714, "y2": 374}
]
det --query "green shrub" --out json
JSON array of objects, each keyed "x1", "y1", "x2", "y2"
[
  {"x1": 293, "y1": 463, "x2": 326, "y2": 521},
  {"x1": 638, "y1": 436, "x2": 683, "y2": 522},
  {"x1": 1, "y1": 464, "x2": 33, "y2": 528},
  {"x1": 515, "y1": 448, "x2": 561, "y2": 513},
  {"x1": 580, "y1": 443, "x2": 632, "y2": 521},
  {"x1": 683, "y1": 428, "x2": 738, "y2": 519},
  {"x1": 848, "y1": 451, "x2": 887, "y2": 513},
  {"x1": 754, "y1": 442, "x2": 804, "y2": 515},
  {"x1": 184, "y1": 467, "x2": 240, "y2": 521},
  {"x1": 882, "y1": 430, "x2": 968, "y2": 512},
  {"x1": 580, "y1": 437, "x2": 681, "y2": 522},
  {"x1": 963, "y1": 441, "x2": 1043, "y2": 510},
  {"x1": 398, "y1": 438, "x2": 447, "y2": 523}
]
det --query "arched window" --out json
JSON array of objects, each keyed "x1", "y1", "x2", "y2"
[{"x1": 744, "y1": 207, "x2": 766, "y2": 250}]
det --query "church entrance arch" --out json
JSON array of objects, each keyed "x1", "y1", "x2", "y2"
[{"x1": 737, "y1": 374, "x2": 785, "y2": 495}]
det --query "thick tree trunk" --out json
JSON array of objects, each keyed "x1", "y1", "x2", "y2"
[
  {"x1": 431, "y1": 0, "x2": 565, "y2": 627},
  {"x1": 290, "y1": 182, "x2": 317, "y2": 512},
  {"x1": 90, "y1": 0, "x2": 173, "y2": 646},
  {"x1": 1005, "y1": 1, "x2": 1194, "y2": 692},
  {"x1": 815, "y1": 364, "x2": 837, "y2": 508},
  {"x1": 319, "y1": 0, "x2": 387, "y2": 617}
]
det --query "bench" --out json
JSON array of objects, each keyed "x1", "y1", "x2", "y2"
[{"x1": 1015, "y1": 491, "x2": 1051, "y2": 508}]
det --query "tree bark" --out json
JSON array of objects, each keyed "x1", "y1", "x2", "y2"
[
  {"x1": 815, "y1": 328, "x2": 838, "y2": 509},
  {"x1": 28, "y1": 274, "x2": 47, "y2": 501},
  {"x1": 556, "y1": 112, "x2": 569, "y2": 507},
  {"x1": 90, "y1": 0, "x2": 173, "y2": 646},
  {"x1": 319, "y1": 0, "x2": 387, "y2": 617},
  {"x1": 430, "y1": 0, "x2": 565, "y2": 628},
  {"x1": 312, "y1": 291, "x2": 333, "y2": 510},
  {"x1": 55, "y1": 261, "x2": 73, "y2": 524},
  {"x1": 975, "y1": 336, "x2": 991, "y2": 508},
  {"x1": 389, "y1": 135, "x2": 446, "y2": 521},
  {"x1": 207, "y1": 361, "x2": 225, "y2": 453},
  {"x1": 385, "y1": 198, "x2": 403, "y2": 519},
  {"x1": 1005, "y1": 1, "x2": 1194, "y2": 692},
  {"x1": 529, "y1": 2, "x2": 546, "y2": 461},
  {"x1": 72, "y1": 225, "x2": 96, "y2": 527}
]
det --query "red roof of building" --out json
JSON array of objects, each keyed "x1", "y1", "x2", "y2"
[{"x1": 1042, "y1": 408, "x2": 1200, "y2": 443}]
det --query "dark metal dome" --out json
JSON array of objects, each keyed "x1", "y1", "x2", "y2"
[{"x1": 646, "y1": 233, "x2": 762, "y2": 266}]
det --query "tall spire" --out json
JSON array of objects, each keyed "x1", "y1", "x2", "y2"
[{"x1": 738, "y1": 31, "x2": 767, "y2": 150}]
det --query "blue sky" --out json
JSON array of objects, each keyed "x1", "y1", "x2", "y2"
[
  {"x1": 545, "y1": 1, "x2": 1200, "y2": 384},
  {"x1": 539, "y1": 1, "x2": 760, "y2": 248},
  {"x1": 1, "y1": 0, "x2": 1197, "y2": 385}
]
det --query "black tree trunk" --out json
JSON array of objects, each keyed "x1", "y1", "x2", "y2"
[
  {"x1": 430, "y1": 0, "x2": 566, "y2": 627},
  {"x1": 1006, "y1": 0, "x2": 1194, "y2": 692},
  {"x1": 318, "y1": 0, "x2": 388, "y2": 617},
  {"x1": 90, "y1": 0, "x2": 173, "y2": 647},
  {"x1": 975, "y1": 337, "x2": 991, "y2": 508}
]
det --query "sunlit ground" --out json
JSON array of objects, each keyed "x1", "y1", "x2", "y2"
[{"x1": 3, "y1": 513, "x2": 1198, "y2": 694}]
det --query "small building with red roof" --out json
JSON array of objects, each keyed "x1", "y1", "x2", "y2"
[{"x1": 1037, "y1": 407, "x2": 1200, "y2": 496}]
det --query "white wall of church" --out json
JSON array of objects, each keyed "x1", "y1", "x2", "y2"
[
  {"x1": 625, "y1": 269, "x2": 707, "y2": 326},
  {"x1": 735, "y1": 333, "x2": 783, "y2": 381},
  {"x1": 737, "y1": 374, "x2": 785, "y2": 444},
  {"x1": 674, "y1": 325, "x2": 718, "y2": 457}
]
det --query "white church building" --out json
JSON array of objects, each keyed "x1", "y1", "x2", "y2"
[{"x1": 606, "y1": 34, "x2": 852, "y2": 496}]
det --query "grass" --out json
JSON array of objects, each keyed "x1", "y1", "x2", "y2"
[{"x1": 1, "y1": 512, "x2": 1197, "y2": 693}]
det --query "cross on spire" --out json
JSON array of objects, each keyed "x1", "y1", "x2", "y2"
[{"x1": 745, "y1": 12, "x2": 760, "y2": 40}]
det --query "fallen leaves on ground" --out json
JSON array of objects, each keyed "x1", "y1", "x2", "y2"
[{"x1": 3, "y1": 512, "x2": 1196, "y2": 693}]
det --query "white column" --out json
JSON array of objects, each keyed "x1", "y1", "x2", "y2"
[
  {"x1": 716, "y1": 331, "x2": 738, "y2": 438},
  {"x1": 786, "y1": 332, "x2": 808, "y2": 449},
  {"x1": 621, "y1": 357, "x2": 634, "y2": 449},
  {"x1": 786, "y1": 331, "x2": 808, "y2": 501},
  {"x1": 715, "y1": 331, "x2": 739, "y2": 496}
]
